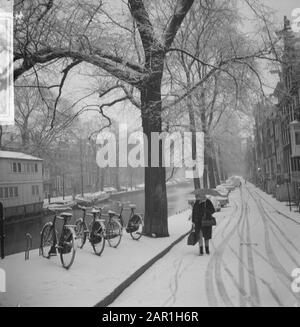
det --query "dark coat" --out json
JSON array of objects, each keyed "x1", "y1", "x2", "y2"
[{"x1": 192, "y1": 199, "x2": 215, "y2": 240}]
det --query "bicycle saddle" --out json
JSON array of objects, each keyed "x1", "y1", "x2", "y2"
[
  {"x1": 108, "y1": 210, "x2": 116, "y2": 215},
  {"x1": 129, "y1": 204, "x2": 136, "y2": 209},
  {"x1": 60, "y1": 212, "x2": 73, "y2": 218}
]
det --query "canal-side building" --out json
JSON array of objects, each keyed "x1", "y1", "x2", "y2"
[
  {"x1": 247, "y1": 16, "x2": 300, "y2": 202},
  {"x1": 0, "y1": 150, "x2": 44, "y2": 219},
  {"x1": 274, "y1": 16, "x2": 300, "y2": 202}
]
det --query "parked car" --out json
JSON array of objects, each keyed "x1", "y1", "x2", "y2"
[
  {"x1": 220, "y1": 183, "x2": 235, "y2": 192},
  {"x1": 228, "y1": 176, "x2": 242, "y2": 187},
  {"x1": 215, "y1": 186, "x2": 230, "y2": 197},
  {"x1": 215, "y1": 195, "x2": 229, "y2": 207}
]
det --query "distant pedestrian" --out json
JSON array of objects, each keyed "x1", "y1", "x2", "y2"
[{"x1": 192, "y1": 191, "x2": 215, "y2": 256}]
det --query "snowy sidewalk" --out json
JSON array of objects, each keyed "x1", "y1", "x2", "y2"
[
  {"x1": 247, "y1": 184, "x2": 300, "y2": 223},
  {"x1": 0, "y1": 209, "x2": 191, "y2": 307}
]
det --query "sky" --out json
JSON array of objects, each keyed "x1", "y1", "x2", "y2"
[{"x1": 263, "y1": 0, "x2": 299, "y2": 19}]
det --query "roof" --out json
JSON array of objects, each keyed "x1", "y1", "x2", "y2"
[{"x1": 0, "y1": 150, "x2": 43, "y2": 161}]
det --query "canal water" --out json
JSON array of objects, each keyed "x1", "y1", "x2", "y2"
[{"x1": 3, "y1": 183, "x2": 194, "y2": 255}]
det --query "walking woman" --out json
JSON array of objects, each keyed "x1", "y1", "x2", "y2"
[{"x1": 192, "y1": 191, "x2": 215, "y2": 256}]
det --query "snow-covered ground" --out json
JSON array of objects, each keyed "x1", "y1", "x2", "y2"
[
  {"x1": 3, "y1": 183, "x2": 298, "y2": 307},
  {"x1": 0, "y1": 210, "x2": 191, "y2": 307},
  {"x1": 110, "y1": 185, "x2": 300, "y2": 307}
]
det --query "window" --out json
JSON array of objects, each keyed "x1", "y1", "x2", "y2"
[
  {"x1": 32, "y1": 185, "x2": 39, "y2": 196},
  {"x1": 17, "y1": 163, "x2": 21, "y2": 172},
  {"x1": 35, "y1": 163, "x2": 38, "y2": 173},
  {"x1": 0, "y1": 186, "x2": 18, "y2": 198},
  {"x1": 13, "y1": 162, "x2": 17, "y2": 172},
  {"x1": 296, "y1": 132, "x2": 300, "y2": 145}
]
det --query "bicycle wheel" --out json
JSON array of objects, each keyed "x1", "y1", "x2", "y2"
[
  {"x1": 40, "y1": 223, "x2": 55, "y2": 258},
  {"x1": 129, "y1": 215, "x2": 143, "y2": 241},
  {"x1": 106, "y1": 220, "x2": 122, "y2": 248},
  {"x1": 91, "y1": 221, "x2": 105, "y2": 256},
  {"x1": 59, "y1": 227, "x2": 76, "y2": 270},
  {"x1": 75, "y1": 219, "x2": 86, "y2": 249}
]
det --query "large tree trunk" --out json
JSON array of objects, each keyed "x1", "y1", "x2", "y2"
[
  {"x1": 188, "y1": 94, "x2": 201, "y2": 190},
  {"x1": 213, "y1": 156, "x2": 220, "y2": 186},
  {"x1": 141, "y1": 51, "x2": 168, "y2": 237},
  {"x1": 200, "y1": 91, "x2": 208, "y2": 189},
  {"x1": 207, "y1": 141, "x2": 216, "y2": 188},
  {"x1": 208, "y1": 155, "x2": 216, "y2": 188},
  {"x1": 212, "y1": 146, "x2": 220, "y2": 186}
]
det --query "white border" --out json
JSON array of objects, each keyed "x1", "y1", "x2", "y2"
[{"x1": 0, "y1": 10, "x2": 14, "y2": 126}]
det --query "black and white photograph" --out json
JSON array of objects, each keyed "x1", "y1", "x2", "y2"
[{"x1": 0, "y1": 0, "x2": 300, "y2": 310}]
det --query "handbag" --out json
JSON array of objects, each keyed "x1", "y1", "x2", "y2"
[
  {"x1": 187, "y1": 229, "x2": 198, "y2": 246},
  {"x1": 201, "y1": 202, "x2": 217, "y2": 227}
]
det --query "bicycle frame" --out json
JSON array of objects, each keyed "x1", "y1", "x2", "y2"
[
  {"x1": 78, "y1": 206, "x2": 106, "y2": 236},
  {"x1": 48, "y1": 213, "x2": 75, "y2": 255}
]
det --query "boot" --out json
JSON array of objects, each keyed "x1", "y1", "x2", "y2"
[
  {"x1": 199, "y1": 246, "x2": 204, "y2": 256},
  {"x1": 205, "y1": 245, "x2": 210, "y2": 255}
]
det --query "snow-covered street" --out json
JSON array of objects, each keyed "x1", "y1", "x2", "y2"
[{"x1": 111, "y1": 185, "x2": 300, "y2": 307}]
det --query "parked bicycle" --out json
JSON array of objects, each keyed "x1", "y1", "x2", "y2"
[
  {"x1": 110, "y1": 201, "x2": 144, "y2": 241},
  {"x1": 40, "y1": 208, "x2": 76, "y2": 269},
  {"x1": 75, "y1": 205, "x2": 106, "y2": 256},
  {"x1": 103, "y1": 207, "x2": 124, "y2": 248}
]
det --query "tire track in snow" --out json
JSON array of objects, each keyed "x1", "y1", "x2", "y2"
[
  {"x1": 253, "y1": 194, "x2": 300, "y2": 258},
  {"x1": 269, "y1": 224, "x2": 300, "y2": 267},
  {"x1": 163, "y1": 255, "x2": 198, "y2": 307},
  {"x1": 205, "y1": 199, "x2": 238, "y2": 307},
  {"x1": 206, "y1": 193, "x2": 243, "y2": 307},
  {"x1": 244, "y1": 201, "x2": 261, "y2": 307},
  {"x1": 221, "y1": 256, "x2": 255, "y2": 306},
  {"x1": 163, "y1": 257, "x2": 184, "y2": 306},
  {"x1": 228, "y1": 245, "x2": 283, "y2": 307},
  {"x1": 237, "y1": 188, "x2": 247, "y2": 306},
  {"x1": 251, "y1": 187, "x2": 300, "y2": 226},
  {"x1": 246, "y1": 187, "x2": 300, "y2": 303}
]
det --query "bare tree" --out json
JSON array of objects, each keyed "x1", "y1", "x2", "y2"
[{"x1": 12, "y1": 0, "x2": 281, "y2": 236}]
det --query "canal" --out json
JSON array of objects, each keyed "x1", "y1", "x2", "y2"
[{"x1": 3, "y1": 183, "x2": 194, "y2": 255}]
